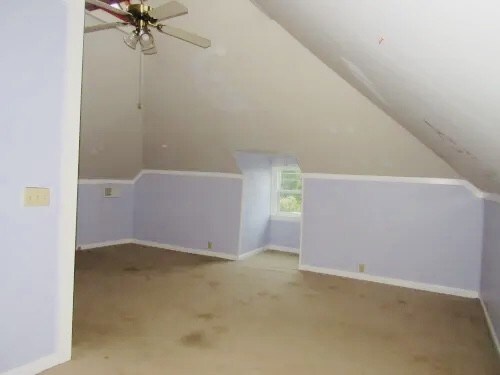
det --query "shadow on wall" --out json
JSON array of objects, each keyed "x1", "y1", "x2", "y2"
[{"x1": 234, "y1": 151, "x2": 302, "y2": 256}]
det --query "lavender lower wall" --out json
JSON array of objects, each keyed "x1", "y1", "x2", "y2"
[
  {"x1": 301, "y1": 178, "x2": 483, "y2": 292},
  {"x1": 134, "y1": 173, "x2": 242, "y2": 255},
  {"x1": 269, "y1": 219, "x2": 301, "y2": 250},
  {"x1": 236, "y1": 152, "x2": 272, "y2": 254},
  {"x1": 0, "y1": 2, "x2": 74, "y2": 372},
  {"x1": 75, "y1": 173, "x2": 489, "y2": 299},
  {"x1": 76, "y1": 183, "x2": 134, "y2": 246},
  {"x1": 481, "y1": 199, "x2": 500, "y2": 343}
]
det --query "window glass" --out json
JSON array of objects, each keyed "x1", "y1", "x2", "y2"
[
  {"x1": 275, "y1": 168, "x2": 302, "y2": 215},
  {"x1": 279, "y1": 192, "x2": 302, "y2": 214}
]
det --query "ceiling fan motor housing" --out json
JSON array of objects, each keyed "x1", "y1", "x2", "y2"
[{"x1": 128, "y1": 4, "x2": 157, "y2": 25}]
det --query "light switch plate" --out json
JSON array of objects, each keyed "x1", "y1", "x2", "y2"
[{"x1": 24, "y1": 187, "x2": 50, "y2": 207}]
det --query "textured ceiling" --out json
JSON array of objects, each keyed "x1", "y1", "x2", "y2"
[{"x1": 252, "y1": 0, "x2": 500, "y2": 193}]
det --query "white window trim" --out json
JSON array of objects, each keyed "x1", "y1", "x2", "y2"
[{"x1": 271, "y1": 166, "x2": 302, "y2": 219}]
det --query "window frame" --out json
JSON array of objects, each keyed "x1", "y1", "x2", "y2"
[{"x1": 271, "y1": 166, "x2": 302, "y2": 219}]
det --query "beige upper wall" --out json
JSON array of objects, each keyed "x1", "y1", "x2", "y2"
[
  {"x1": 81, "y1": 1, "x2": 458, "y2": 179},
  {"x1": 79, "y1": 14, "x2": 142, "y2": 179},
  {"x1": 142, "y1": 0, "x2": 457, "y2": 177}
]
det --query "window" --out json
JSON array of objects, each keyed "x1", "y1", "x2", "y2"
[{"x1": 272, "y1": 167, "x2": 302, "y2": 217}]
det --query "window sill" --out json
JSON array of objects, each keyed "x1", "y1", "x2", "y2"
[{"x1": 270, "y1": 215, "x2": 301, "y2": 222}]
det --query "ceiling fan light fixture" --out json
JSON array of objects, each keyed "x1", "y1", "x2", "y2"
[
  {"x1": 124, "y1": 30, "x2": 140, "y2": 50},
  {"x1": 143, "y1": 45, "x2": 158, "y2": 55},
  {"x1": 140, "y1": 31, "x2": 156, "y2": 52}
]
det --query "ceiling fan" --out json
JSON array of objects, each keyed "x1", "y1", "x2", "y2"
[{"x1": 84, "y1": 0, "x2": 211, "y2": 55}]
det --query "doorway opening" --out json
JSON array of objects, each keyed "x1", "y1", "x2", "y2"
[{"x1": 235, "y1": 152, "x2": 302, "y2": 270}]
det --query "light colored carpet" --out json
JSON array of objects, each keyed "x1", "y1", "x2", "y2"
[{"x1": 44, "y1": 245, "x2": 499, "y2": 374}]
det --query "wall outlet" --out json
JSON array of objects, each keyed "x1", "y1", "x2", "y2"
[
  {"x1": 104, "y1": 186, "x2": 120, "y2": 198},
  {"x1": 24, "y1": 187, "x2": 50, "y2": 207},
  {"x1": 358, "y1": 263, "x2": 366, "y2": 273},
  {"x1": 208, "y1": 241, "x2": 213, "y2": 249}
]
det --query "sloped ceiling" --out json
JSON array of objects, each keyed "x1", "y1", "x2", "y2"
[
  {"x1": 142, "y1": 0, "x2": 457, "y2": 178},
  {"x1": 81, "y1": 0, "x2": 466, "y2": 181},
  {"x1": 252, "y1": 0, "x2": 500, "y2": 192}
]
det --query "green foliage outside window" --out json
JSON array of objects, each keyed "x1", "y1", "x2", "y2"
[{"x1": 278, "y1": 169, "x2": 302, "y2": 214}]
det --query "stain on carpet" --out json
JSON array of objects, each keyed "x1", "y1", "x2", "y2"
[
  {"x1": 197, "y1": 313, "x2": 216, "y2": 321},
  {"x1": 121, "y1": 314, "x2": 137, "y2": 322},
  {"x1": 413, "y1": 354, "x2": 429, "y2": 363},
  {"x1": 180, "y1": 331, "x2": 210, "y2": 348},
  {"x1": 208, "y1": 281, "x2": 220, "y2": 289},
  {"x1": 123, "y1": 266, "x2": 141, "y2": 272},
  {"x1": 237, "y1": 298, "x2": 251, "y2": 306}
]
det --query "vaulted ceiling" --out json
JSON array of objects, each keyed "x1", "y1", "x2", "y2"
[
  {"x1": 81, "y1": 0, "x2": 500, "y2": 190},
  {"x1": 252, "y1": 0, "x2": 500, "y2": 192},
  {"x1": 141, "y1": 0, "x2": 456, "y2": 178}
]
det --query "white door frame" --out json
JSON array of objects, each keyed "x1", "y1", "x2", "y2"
[{"x1": 56, "y1": 0, "x2": 85, "y2": 365}]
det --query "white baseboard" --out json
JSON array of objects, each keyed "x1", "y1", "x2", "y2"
[
  {"x1": 76, "y1": 238, "x2": 134, "y2": 251},
  {"x1": 299, "y1": 264, "x2": 478, "y2": 298},
  {"x1": 2, "y1": 352, "x2": 67, "y2": 375},
  {"x1": 132, "y1": 239, "x2": 238, "y2": 261},
  {"x1": 267, "y1": 245, "x2": 300, "y2": 254},
  {"x1": 238, "y1": 247, "x2": 267, "y2": 260},
  {"x1": 480, "y1": 298, "x2": 500, "y2": 355}
]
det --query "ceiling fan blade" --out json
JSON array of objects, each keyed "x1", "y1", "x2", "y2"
[
  {"x1": 157, "y1": 25, "x2": 211, "y2": 48},
  {"x1": 85, "y1": 0, "x2": 131, "y2": 16},
  {"x1": 149, "y1": 1, "x2": 188, "y2": 21},
  {"x1": 85, "y1": 22, "x2": 129, "y2": 33}
]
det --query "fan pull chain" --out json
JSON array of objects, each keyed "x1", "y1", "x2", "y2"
[{"x1": 138, "y1": 53, "x2": 144, "y2": 110}]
